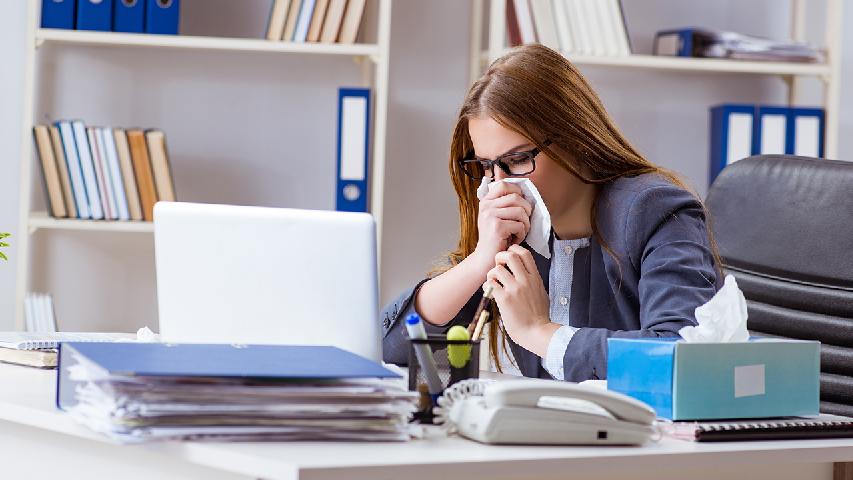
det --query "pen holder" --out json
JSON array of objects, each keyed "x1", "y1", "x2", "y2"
[{"x1": 408, "y1": 335, "x2": 480, "y2": 424}]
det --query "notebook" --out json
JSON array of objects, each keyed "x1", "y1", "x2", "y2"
[
  {"x1": 0, "y1": 347, "x2": 57, "y2": 369},
  {"x1": 0, "y1": 332, "x2": 137, "y2": 351},
  {"x1": 668, "y1": 414, "x2": 853, "y2": 442}
]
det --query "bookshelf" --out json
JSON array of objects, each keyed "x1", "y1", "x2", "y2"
[
  {"x1": 470, "y1": 0, "x2": 843, "y2": 159},
  {"x1": 14, "y1": 0, "x2": 392, "y2": 330}
]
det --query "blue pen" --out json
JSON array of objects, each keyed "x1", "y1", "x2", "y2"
[{"x1": 405, "y1": 314, "x2": 443, "y2": 395}]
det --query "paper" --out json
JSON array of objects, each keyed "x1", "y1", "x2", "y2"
[
  {"x1": 477, "y1": 177, "x2": 552, "y2": 259},
  {"x1": 679, "y1": 275, "x2": 749, "y2": 343}
]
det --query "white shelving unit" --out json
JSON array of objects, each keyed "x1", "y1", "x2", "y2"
[
  {"x1": 14, "y1": 0, "x2": 392, "y2": 329},
  {"x1": 470, "y1": 0, "x2": 843, "y2": 159}
]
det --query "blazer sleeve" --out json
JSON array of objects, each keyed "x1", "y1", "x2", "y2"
[
  {"x1": 381, "y1": 277, "x2": 484, "y2": 365},
  {"x1": 562, "y1": 184, "x2": 719, "y2": 381}
]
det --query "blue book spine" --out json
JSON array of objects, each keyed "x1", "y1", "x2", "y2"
[
  {"x1": 336, "y1": 88, "x2": 371, "y2": 213},
  {"x1": 41, "y1": 0, "x2": 76, "y2": 29},
  {"x1": 145, "y1": 0, "x2": 179, "y2": 35},
  {"x1": 113, "y1": 0, "x2": 145, "y2": 33},
  {"x1": 709, "y1": 104, "x2": 756, "y2": 185},
  {"x1": 653, "y1": 28, "x2": 695, "y2": 57},
  {"x1": 76, "y1": 0, "x2": 112, "y2": 31}
]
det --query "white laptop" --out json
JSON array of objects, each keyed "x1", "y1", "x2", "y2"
[{"x1": 153, "y1": 202, "x2": 382, "y2": 362}]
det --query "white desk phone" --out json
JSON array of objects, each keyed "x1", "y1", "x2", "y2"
[{"x1": 436, "y1": 379, "x2": 657, "y2": 446}]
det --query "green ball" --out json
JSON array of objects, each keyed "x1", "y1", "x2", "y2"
[{"x1": 446, "y1": 325, "x2": 472, "y2": 368}]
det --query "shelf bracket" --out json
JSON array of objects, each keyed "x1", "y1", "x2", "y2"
[
  {"x1": 28, "y1": 225, "x2": 38, "y2": 235},
  {"x1": 35, "y1": 37, "x2": 45, "y2": 49}
]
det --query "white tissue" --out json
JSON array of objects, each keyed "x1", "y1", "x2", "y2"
[
  {"x1": 477, "y1": 177, "x2": 552, "y2": 259},
  {"x1": 679, "y1": 275, "x2": 749, "y2": 343},
  {"x1": 136, "y1": 326, "x2": 158, "y2": 342}
]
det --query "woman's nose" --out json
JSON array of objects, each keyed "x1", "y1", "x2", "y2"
[{"x1": 492, "y1": 164, "x2": 508, "y2": 181}]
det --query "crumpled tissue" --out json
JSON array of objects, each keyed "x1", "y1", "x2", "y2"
[
  {"x1": 476, "y1": 176, "x2": 552, "y2": 259},
  {"x1": 679, "y1": 274, "x2": 749, "y2": 342}
]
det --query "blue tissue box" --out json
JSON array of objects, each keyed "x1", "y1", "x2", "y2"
[{"x1": 607, "y1": 337, "x2": 820, "y2": 420}]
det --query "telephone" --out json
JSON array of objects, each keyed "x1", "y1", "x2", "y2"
[{"x1": 444, "y1": 379, "x2": 657, "y2": 445}]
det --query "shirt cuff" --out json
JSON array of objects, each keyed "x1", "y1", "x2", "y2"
[{"x1": 543, "y1": 325, "x2": 578, "y2": 380}]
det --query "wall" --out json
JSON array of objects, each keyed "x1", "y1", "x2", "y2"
[{"x1": 0, "y1": 1, "x2": 850, "y2": 330}]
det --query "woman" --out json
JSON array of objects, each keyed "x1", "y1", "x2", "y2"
[{"x1": 381, "y1": 44, "x2": 721, "y2": 381}]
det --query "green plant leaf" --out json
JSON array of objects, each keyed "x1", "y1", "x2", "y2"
[
  {"x1": 0, "y1": 243, "x2": 8, "y2": 248},
  {"x1": 0, "y1": 252, "x2": 6, "y2": 261}
]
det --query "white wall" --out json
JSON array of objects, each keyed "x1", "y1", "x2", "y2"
[{"x1": 0, "y1": 1, "x2": 851, "y2": 331}]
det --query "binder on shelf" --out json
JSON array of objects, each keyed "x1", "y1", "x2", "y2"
[
  {"x1": 145, "y1": 0, "x2": 180, "y2": 35},
  {"x1": 87, "y1": 127, "x2": 116, "y2": 220},
  {"x1": 293, "y1": 0, "x2": 316, "y2": 43},
  {"x1": 56, "y1": 121, "x2": 90, "y2": 219},
  {"x1": 336, "y1": 88, "x2": 370, "y2": 213},
  {"x1": 113, "y1": 0, "x2": 146, "y2": 33},
  {"x1": 32, "y1": 126, "x2": 68, "y2": 218},
  {"x1": 756, "y1": 106, "x2": 789, "y2": 155},
  {"x1": 709, "y1": 104, "x2": 754, "y2": 183},
  {"x1": 41, "y1": 0, "x2": 75, "y2": 29},
  {"x1": 76, "y1": 0, "x2": 112, "y2": 32},
  {"x1": 654, "y1": 28, "x2": 695, "y2": 57},
  {"x1": 48, "y1": 125, "x2": 78, "y2": 218},
  {"x1": 102, "y1": 127, "x2": 131, "y2": 221},
  {"x1": 790, "y1": 107, "x2": 825, "y2": 158}
]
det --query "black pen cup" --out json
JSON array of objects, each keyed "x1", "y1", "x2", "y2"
[{"x1": 407, "y1": 335, "x2": 481, "y2": 424}]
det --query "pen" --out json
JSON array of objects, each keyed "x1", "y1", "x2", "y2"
[
  {"x1": 470, "y1": 285, "x2": 494, "y2": 340},
  {"x1": 467, "y1": 284, "x2": 494, "y2": 337},
  {"x1": 405, "y1": 314, "x2": 443, "y2": 395}
]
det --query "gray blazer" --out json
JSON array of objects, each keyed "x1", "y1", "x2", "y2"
[{"x1": 381, "y1": 173, "x2": 721, "y2": 381}]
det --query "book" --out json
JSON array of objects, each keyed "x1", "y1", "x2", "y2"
[
  {"x1": 266, "y1": 0, "x2": 293, "y2": 41},
  {"x1": 145, "y1": 130, "x2": 176, "y2": 202},
  {"x1": 293, "y1": 0, "x2": 317, "y2": 43},
  {"x1": 282, "y1": 0, "x2": 304, "y2": 41},
  {"x1": 512, "y1": 0, "x2": 536, "y2": 45},
  {"x1": 33, "y1": 125, "x2": 67, "y2": 218},
  {"x1": 306, "y1": 0, "x2": 330, "y2": 42},
  {"x1": 88, "y1": 127, "x2": 116, "y2": 220},
  {"x1": 552, "y1": 0, "x2": 573, "y2": 53},
  {"x1": 101, "y1": 127, "x2": 131, "y2": 221},
  {"x1": 127, "y1": 129, "x2": 157, "y2": 222},
  {"x1": 506, "y1": 0, "x2": 522, "y2": 47},
  {"x1": 48, "y1": 125, "x2": 77, "y2": 218},
  {"x1": 0, "y1": 332, "x2": 137, "y2": 351},
  {"x1": 113, "y1": 128, "x2": 143, "y2": 221},
  {"x1": 71, "y1": 120, "x2": 103, "y2": 219},
  {"x1": 529, "y1": 0, "x2": 558, "y2": 51},
  {"x1": 56, "y1": 121, "x2": 90, "y2": 218},
  {"x1": 0, "y1": 347, "x2": 57, "y2": 369},
  {"x1": 668, "y1": 415, "x2": 853, "y2": 442},
  {"x1": 319, "y1": 0, "x2": 347, "y2": 43},
  {"x1": 337, "y1": 0, "x2": 366, "y2": 44},
  {"x1": 609, "y1": 0, "x2": 631, "y2": 55}
]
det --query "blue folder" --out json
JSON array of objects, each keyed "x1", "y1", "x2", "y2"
[
  {"x1": 41, "y1": 0, "x2": 76, "y2": 29},
  {"x1": 114, "y1": 0, "x2": 145, "y2": 33},
  {"x1": 336, "y1": 88, "x2": 371, "y2": 212},
  {"x1": 76, "y1": 0, "x2": 112, "y2": 31},
  {"x1": 145, "y1": 0, "x2": 180, "y2": 35}
]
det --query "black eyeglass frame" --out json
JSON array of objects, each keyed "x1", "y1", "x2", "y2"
[{"x1": 458, "y1": 140, "x2": 552, "y2": 180}]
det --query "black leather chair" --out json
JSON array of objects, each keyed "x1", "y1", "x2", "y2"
[{"x1": 706, "y1": 154, "x2": 853, "y2": 416}]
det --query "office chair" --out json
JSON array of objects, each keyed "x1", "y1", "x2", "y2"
[{"x1": 706, "y1": 154, "x2": 853, "y2": 416}]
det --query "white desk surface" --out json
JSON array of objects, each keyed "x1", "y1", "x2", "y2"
[{"x1": 2, "y1": 363, "x2": 853, "y2": 480}]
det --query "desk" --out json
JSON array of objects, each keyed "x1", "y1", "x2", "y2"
[{"x1": 2, "y1": 363, "x2": 853, "y2": 480}]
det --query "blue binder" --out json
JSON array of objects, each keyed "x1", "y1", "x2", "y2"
[
  {"x1": 145, "y1": 0, "x2": 179, "y2": 35},
  {"x1": 709, "y1": 104, "x2": 755, "y2": 184},
  {"x1": 653, "y1": 27, "x2": 696, "y2": 57},
  {"x1": 41, "y1": 0, "x2": 75, "y2": 29},
  {"x1": 789, "y1": 107, "x2": 825, "y2": 158},
  {"x1": 113, "y1": 0, "x2": 145, "y2": 33},
  {"x1": 336, "y1": 88, "x2": 371, "y2": 212},
  {"x1": 57, "y1": 343, "x2": 400, "y2": 410},
  {"x1": 76, "y1": 0, "x2": 112, "y2": 31},
  {"x1": 755, "y1": 106, "x2": 790, "y2": 155}
]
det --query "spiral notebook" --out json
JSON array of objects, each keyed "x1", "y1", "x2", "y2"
[
  {"x1": 668, "y1": 414, "x2": 853, "y2": 442},
  {"x1": 0, "y1": 332, "x2": 137, "y2": 351}
]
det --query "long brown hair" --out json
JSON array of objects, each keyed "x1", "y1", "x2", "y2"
[{"x1": 440, "y1": 44, "x2": 721, "y2": 371}]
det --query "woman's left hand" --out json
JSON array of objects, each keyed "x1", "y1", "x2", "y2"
[{"x1": 486, "y1": 245, "x2": 559, "y2": 357}]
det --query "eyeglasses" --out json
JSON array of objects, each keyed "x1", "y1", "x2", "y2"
[{"x1": 458, "y1": 140, "x2": 551, "y2": 180}]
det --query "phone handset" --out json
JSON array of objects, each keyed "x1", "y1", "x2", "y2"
[{"x1": 484, "y1": 379, "x2": 656, "y2": 426}]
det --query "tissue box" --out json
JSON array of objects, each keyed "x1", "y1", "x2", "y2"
[{"x1": 607, "y1": 337, "x2": 820, "y2": 420}]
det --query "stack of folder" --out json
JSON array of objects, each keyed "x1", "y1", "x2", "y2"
[{"x1": 57, "y1": 342, "x2": 418, "y2": 443}]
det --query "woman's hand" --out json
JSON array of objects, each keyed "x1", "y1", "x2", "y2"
[
  {"x1": 471, "y1": 181, "x2": 532, "y2": 271},
  {"x1": 486, "y1": 245, "x2": 559, "y2": 357}
]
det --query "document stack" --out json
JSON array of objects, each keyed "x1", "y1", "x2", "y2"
[
  {"x1": 654, "y1": 28, "x2": 821, "y2": 62},
  {"x1": 57, "y1": 342, "x2": 418, "y2": 443}
]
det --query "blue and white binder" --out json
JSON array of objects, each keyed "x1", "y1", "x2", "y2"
[
  {"x1": 41, "y1": 0, "x2": 75, "y2": 29},
  {"x1": 789, "y1": 107, "x2": 825, "y2": 158},
  {"x1": 71, "y1": 120, "x2": 104, "y2": 220},
  {"x1": 113, "y1": 0, "x2": 145, "y2": 33},
  {"x1": 76, "y1": 0, "x2": 112, "y2": 31},
  {"x1": 755, "y1": 106, "x2": 789, "y2": 155},
  {"x1": 336, "y1": 88, "x2": 371, "y2": 213},
  {"x1": 709, "y1": 104, "x2": 755, "y2": 183},
  {"x1": 145, "y1": 0, "x2": 179, "y2": 35},
  {"x1": 56, "y1": 121, "x2": 90, "y2": 219}
]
